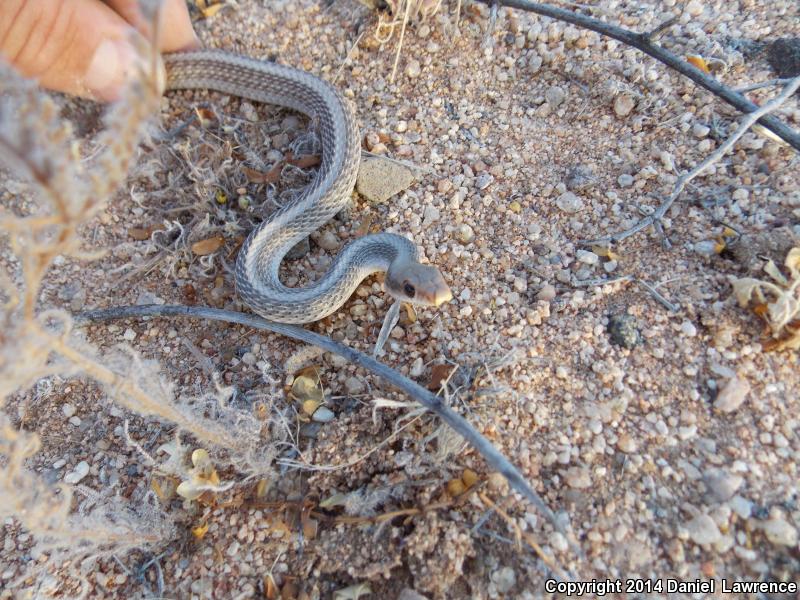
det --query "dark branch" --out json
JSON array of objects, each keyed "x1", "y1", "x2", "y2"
[
  {"x1": 476, "y1": 0, "x2": 800, "y2": 152},
  {"x1": 76, "y1": 304, "x2": 580, "y2": 560}
]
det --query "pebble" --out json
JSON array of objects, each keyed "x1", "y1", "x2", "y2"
[
  {"x1": 686, "y1": 514, "x2": 722, "y2": 546},
  {"x1": 491, "y1": 567, "x2": 516, "y2": 594},
  {"x1": 680, "y1": 321, "x2": 697, "y2": 337},
  {"x1": 613, "y1": 94, "x2": 636, "y2": 117},
  {"x1": 317, "y1": 231, "x2": 340, "y2": 251},
  {"x1": 714, "y1": 377, "x2": 750, "y2": 413},
  {"x1": 617, "y1": 434, "x2": 637, "y2": 453},
  {"x1": 685, "y1": 0, "x2": 703, "y2": 16},
  {"x1": 344, "y1": 376, "x2": 365, "y2": 395},
  {"x1": 62, "y1": 403, "x2": 76, "y2": 418},
  {"x1": 729, "y1": 495, "x2": 752, "y2": 519},
  {"x1": 565, "y1": 165, "x2": 596, "y2": 191},
  {"x1": 311, "y1": 406, "x2": 335, "y2": 423},
  {"x1": 475, "y1": 173, "x2": 494, "y2": 190},
  {"x1": 122, "y1": 328, "x2": 137, "y2": 341},
  {"x1": 285, "y1": 237, "x2": 310, "y2": 259},
  {"x1": 550, "y1": 532, "x2": 569, "y2": 552},
  {"x1": 564, "y1": 467, "x2": 591, "y2": 488},
  {"x1": 692, "y1": 123, "x2": 710, "y2": 139},
  {"x1": 487, "y1": 472, "x2": 509, "y2": 494},
  {"x1": 576, "y1": 249, "x2": 599, "y2": 265},
  {"x1": 456, "y1": 224, "x2": 475, "y2": 244},
  {"x1": 405, "y1": 59, "x2": 421, "y2": 78},
  {"x1": 64, "y1": 461, "x2": 90, "y2": 484},
  {"x1": 545, "y1": 85, "x2": 566, "y2": 107},
  {"x1": 762, "y1": 519, "x2": 797, "y2": 546},
  {"x1": 617, "y1": 173, "x2": 634, "y2": 188},
  {"x1": 703, "y1": 469, "x2": 743, "y2": 502},
  {"x1": 555, "y1": 191, "x2": 584, "y2": 213},
  {"x1": 607, "y1": 314, "x2": 641, "y2": 348},
  {"x1": 356, "y1": 157, "x2": 416, "y2": 203},
  {"x1": 410, "y1": 357, "x2": 424, "y2": 378},
  {"x1": 536, "y1": 284, "x2": 556, "y2": 302},
  {"x1": 422, "y1": 205, "x2": 440, "y2": 226}
]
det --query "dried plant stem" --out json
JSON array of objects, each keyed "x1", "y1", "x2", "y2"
[
  {"x1": 28, "y1": 320, "x2": 238, "y2": 449},
  {"x1": 583, "y1": 76, "x2": 800, "y2": 245},
  {"x1": 476, "y1": 0, "x2": 800, "y2": 151},
  {"x1": 76, "y1": 304, "x2": 576, "y2": 552},
  {"x1": 390, "y1": 0, "x2": 413, "y2": 82}
]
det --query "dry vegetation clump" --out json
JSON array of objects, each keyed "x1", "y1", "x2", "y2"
[
  {"x1": 0, "y1": 29, "x2": 279, "y2": 598},
  {"x1": 731, "y1": 246, "x2": 800, "y2": 350}
]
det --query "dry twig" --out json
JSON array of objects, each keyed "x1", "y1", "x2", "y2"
[
  {"x1": 583, "y1": 76, "x2": 800, "y2": 245},
  {"x1": 476, "y1": 0, "x2": 800, "y2": 151},
  {"x1": 76, "y1": 303, "x2": 579, "y2": 555}
]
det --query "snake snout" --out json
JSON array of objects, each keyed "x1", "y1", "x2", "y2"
[{"x1": 385, "y1": 262, "x2": 452, "y2": 307}]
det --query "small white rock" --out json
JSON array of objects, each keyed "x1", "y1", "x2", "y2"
[
  {"x1": 64, "y1": 461, "x2": 90, "y2": 484},
  {"x1": 576, "y1": 249, "x2": 599, "y2": 265},
  {"x1": 555, "y1": 191, "x2": 584, "y2": 213},
  {"x1": 62, "y1": 403, "x2": 76, "y2": 418},
  {"x1": 405, "y1": 59, "x2": 421, "y2": 78},
  {"x1": 617, "y1": 173, "x2": 634, "y2": 188},
  {"x1": 613, "y1": 94, "x2": 636, "y2": 117},
  {"x1": 686, "y1": 514, "x2": 722, "y2": 546},
  {"x1": 317, "y1": 231, "x2": 340, "y2": 251},
  {"x1": 680, "y1": 321, "x2": 697, "y2": 337},
  {"x1": 545, "y1": 85, "x2": 566, "y2": 107},
  {"x1": 122, "y1": 328, "x2": 137, "y2": 341},
  {"x1": 564, "y1": 467, "x2": 591, "y2": 488},
  {"x1": 714, "y1": 377, "x2": 750, "y2": 413},
  {"x1": 762, "y1": 519, "x2": 797, "y2": 546},
  {"x1": 422, "y1": 205, "x2": 440, "y2": 226},
  {"x1": 312, "y1": 406, "x2": 335, "y2": 423},
  {"x1": 685, "y1": 0, "x2": 703, "y2": 16},
  {"x1": 704, "y1": 469, "x2": 743, "y2": 502},
  {"x1": 344, "y1": 376, "x2": 365, "y2": 395},
  {"x1": 692, "y1": 123, "x2": 710, "y2": 139}
]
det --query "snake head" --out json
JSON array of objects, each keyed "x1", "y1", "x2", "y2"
[{"x1": 385, "y1": 262, "x2": 452, "y2": 308}]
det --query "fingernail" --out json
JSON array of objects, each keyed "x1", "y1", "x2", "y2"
[{"x1": 84, "y1": 37, "x2": 138, "y2": 101}]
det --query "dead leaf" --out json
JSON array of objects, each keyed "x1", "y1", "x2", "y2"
[
  {"x1": 288, "y1": 154, "x2": 321, "y2": 169},
  {"x1": 446, "y1": 478, "x2": 466, "y2": 496},
  {"x1": 241, "y1": 166, "x2": 276, "y2": 184},
  {"x1": 128, "y1": 226, "x2": 155, "y2": 240},
  {"x1": 591, "y1": 245, "x2": 620, "y2": 261},
  {"x1": 290, "y1": 375, "x2": 324, "y2": 404},
  {"x1": 461, "y1": 468, "x2": 479, "y2": 489},
  {"x1": 191, "y1": 522, "x2": 209, "y2": 539},
  {"x1": 195, "y1": 0, "x2": 228, "y2": 18},
  {"x1": 332, "y1": 583, "x2": 372, "y2": 600},
  {"x1": 686, "y1": 54, "x2": 711, "y2": 73},
  {"x1": 428, "y1": 363, "x2": 454, "y2": 390},
  {"x1": 191, "y1": 236, "x2": 224, "y2": 256}
]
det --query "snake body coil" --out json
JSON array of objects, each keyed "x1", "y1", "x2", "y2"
[{"x1": 163, "y1": 50, "x2": 449, "y2": 323}]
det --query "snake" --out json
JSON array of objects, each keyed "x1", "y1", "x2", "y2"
[{"x1": 162, "y1": 50, "x2": 451, "y2": 324}]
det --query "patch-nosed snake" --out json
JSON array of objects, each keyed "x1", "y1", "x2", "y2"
[{"x1": 163, "y1": 50, "x2": 451, "y2": 324}]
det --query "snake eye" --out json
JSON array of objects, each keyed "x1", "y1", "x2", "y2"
[{"x1": 403, "y1": 282, "x2": 416, "y2": 298}]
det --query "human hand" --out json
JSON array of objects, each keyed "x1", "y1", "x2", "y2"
[{"x1": 0, "y1": 0, "x2": 199, "y2": 101}]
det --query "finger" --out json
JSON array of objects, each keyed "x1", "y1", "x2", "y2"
[
  {"x1": 0, "y1": 0, "x2": 142, "y2": 101},
  {"x1": 103, "y1": 0, "x2": 199, "y2": 52}
]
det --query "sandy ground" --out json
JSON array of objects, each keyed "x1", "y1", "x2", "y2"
[{"x1": 1, "y1": 0, "x2": 800, "y2": 598}]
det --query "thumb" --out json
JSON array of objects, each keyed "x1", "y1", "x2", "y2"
[{"x1": 0, "y1": 0, "x2": 142, "y2": 101}]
